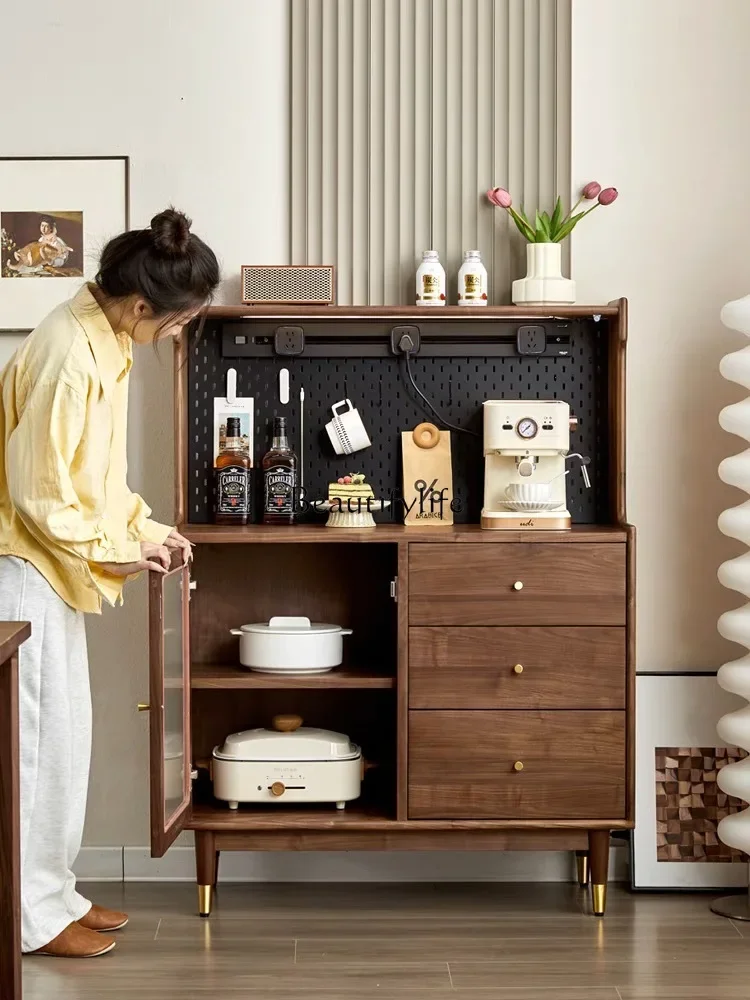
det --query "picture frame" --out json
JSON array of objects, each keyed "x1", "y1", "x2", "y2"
[
  {"x1": 0, "y1": 156, "x2": 129, "y2": 330},
  {"x1": 633, "y1": 674, "x2": 748, "y2": 889}
]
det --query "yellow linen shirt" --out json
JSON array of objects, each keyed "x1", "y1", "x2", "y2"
[{"x1": 0, "y1": 284, "x2": 173, "y2": 613}]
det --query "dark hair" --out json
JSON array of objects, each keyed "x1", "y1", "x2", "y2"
[{"x1": 95, "y1": 207, "x2": 220, "y2": 337}]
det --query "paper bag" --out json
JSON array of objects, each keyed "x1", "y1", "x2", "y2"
[{"x1": 401, "y1": 423, "x2": 454, "y2": 525}]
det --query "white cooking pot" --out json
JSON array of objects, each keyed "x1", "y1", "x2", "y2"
[{"x1": 230, "y1": 616, "x2": 353, "y2": 674}]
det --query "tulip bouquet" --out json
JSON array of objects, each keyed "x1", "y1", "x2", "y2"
[{"x1": 486, "y1": 182, "x2": 618, "y2": 243}]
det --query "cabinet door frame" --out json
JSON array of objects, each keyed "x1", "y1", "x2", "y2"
[{"x1": 149, "y1": 561, "x2": 192, "y2": 857}]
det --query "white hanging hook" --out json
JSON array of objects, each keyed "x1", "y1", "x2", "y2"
[{"x1": 225, "y1": 368, "x2": 237, "y2": 405}]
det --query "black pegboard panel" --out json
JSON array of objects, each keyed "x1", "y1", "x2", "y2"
[{"x1": 187, "y1": 319, "x2": 611, "y2": 524}]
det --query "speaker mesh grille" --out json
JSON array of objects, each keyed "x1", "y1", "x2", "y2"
[{"x1": 242, "y1": 266, "x2": 334, "y2": 304}]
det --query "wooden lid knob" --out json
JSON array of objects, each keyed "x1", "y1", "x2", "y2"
[
  {"x1": 272, "y1": 714, "x2": 303, "y2": 732},
  {"x1": 412, "y1": 422, "x2": 441, "y2": 449}
]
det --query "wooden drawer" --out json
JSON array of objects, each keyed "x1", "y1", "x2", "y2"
[
  {"x1": 408, "y1": 543, "x2": 626, "y2": 626},
  {"x1": 409, "y1": 627, "x2": 626, "y2": 710},
  {"x1": 408, "y1": 710, "x2": 626, "y2": 819}
]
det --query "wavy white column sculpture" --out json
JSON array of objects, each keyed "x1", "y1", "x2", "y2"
[{"x1": 712, "y1": 296, "x2": 750, "y2": 920}]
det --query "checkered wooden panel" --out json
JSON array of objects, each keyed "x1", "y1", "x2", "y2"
[{"x1": 655, "y1": 747, "x2": 748, "y2": 863}]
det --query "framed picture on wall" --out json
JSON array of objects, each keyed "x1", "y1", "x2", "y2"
[
  {"x1": 633, "y1": 674, "x2": 748, "y2": 889},
  {"x1": 0, "y1": 156, "x2": 129, "y2": 329}
]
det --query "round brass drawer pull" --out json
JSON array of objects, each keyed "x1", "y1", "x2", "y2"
[
  {"x1": 512, "y1": 581, "x2": 524, "y2": 591},
  {"x1": 137, "y1": 703, "x2": 151, "y2": 712},
  {"x1": 513, "y1": 664, "x2": 524, "y2": 675},
  {"x1": 513, "y1": 761, "x2": 524, "y2": 772}
]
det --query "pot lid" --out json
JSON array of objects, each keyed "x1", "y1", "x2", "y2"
[
  {"x1": 213, "y1": 716, "x2": 360, "y2": 762},
  {"x1": 165, "y1": 732, "x2": 184, "y2": 760},
  {"x1": 238, "y1": 616, "x2": 347, "y2": 636}
]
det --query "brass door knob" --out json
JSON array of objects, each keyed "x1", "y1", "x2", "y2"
[
  {"x1": 512, "y1": 581, "x2": 524, "y2": 591},
  {"x1": 513, "y1": 761, "x2": 524, "y2": 772},
  {"x1": 137, "y1": 703, "x2": 151, "y2": 712},
  {"x1": 270, "y1": 781, "x2": 286, "y2": 797},
  {"x1": 513, "y1": 664, "x2": 524, "y2": 675}
]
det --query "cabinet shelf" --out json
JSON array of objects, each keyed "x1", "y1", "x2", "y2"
[
  {"x1": 181, "y1": 523, "x2": 628, "y2": 544},
  {"x1": 190, "y1": 800, "x2": 393, "y2": 829},
  {"x1": 191, "y1": 662, "x2": 396, "y2": 690},
  {"x1": 188, "y1": 799, "x2": 631, "y2": 832}
]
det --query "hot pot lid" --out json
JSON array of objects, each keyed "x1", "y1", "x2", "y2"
[
  {"x1": 165, "y1": 732, "x2": 184, "y2": 760},
  {"x1": 238, "y1": 616, "x2": 345, "y2": 636},
  {"x1": 213, "y1": 723, "x2": 360, "y2": 763}
]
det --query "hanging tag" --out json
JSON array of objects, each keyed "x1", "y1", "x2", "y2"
[
  {"x1": 213, "y1": 395, "x2": 254, "y2": 466},
  {"x1": 279, "y1": 368, "x2": 290, "y2": 405},
  {"x1": 401, "y1": 423, "x2": 454, "y2": 525}
]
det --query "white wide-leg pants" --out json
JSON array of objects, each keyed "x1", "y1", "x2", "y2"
[{"x1": 0, "y1": 556, "x2": 92, "y2": 951}]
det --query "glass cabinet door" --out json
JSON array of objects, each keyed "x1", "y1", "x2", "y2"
[{"x1": 148, "y1": 562, "x2": 191, "y2": 857}]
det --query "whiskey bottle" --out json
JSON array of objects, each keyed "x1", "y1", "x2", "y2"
[
  {"x1": 215, "y1": 416, "x2": 251, "y2": 525},
  {"x1": 262, "y1": 416, "x2": 298, "y2": 525}
]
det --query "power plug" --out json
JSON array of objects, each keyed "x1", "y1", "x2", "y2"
[{"x1": 390, "y1": 325, "x2": 421, "y2": 356}]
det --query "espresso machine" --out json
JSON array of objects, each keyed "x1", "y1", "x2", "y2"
[{"x1": 480, "y1": 400, "x2": 590, "y2": 530}]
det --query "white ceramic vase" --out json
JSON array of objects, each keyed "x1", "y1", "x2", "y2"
[
  {"x1": 713, "y1": 295, "x2": 750, "y2": 920},
  {"x1": 511, "y1": 242, "x2": 576, "y2": 306}
]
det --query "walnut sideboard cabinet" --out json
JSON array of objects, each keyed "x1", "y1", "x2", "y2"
[{"x1": 141, "y1": 303, "x2": 633, "y2": 918}]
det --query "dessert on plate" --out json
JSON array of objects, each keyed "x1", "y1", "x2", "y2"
[{"x1": 327, "y1": 473, "x2": 375, "y2": 508}]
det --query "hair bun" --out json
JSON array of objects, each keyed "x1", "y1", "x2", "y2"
[{"x1": 150, "y1": 207, "x2": 192, "y2": 256}]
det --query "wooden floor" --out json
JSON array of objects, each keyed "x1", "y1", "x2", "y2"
[{"x1": 22, "y1": 881, "x2": 750, "y2": 999}]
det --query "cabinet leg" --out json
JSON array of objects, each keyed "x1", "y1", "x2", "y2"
[
  {"x1": 588, "y1": 830, "x2": 610, "y2": 916},
  {"x1": 575, "y1": 850, "x2": 589, "y2": 887},
  {"x1": 195, "y1": 831, "x2": 216, "y2": 918}
]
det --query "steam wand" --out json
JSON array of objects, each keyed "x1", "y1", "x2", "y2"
[{"x1": 566, "y1": 453, "x2": 591, "y2": 488}]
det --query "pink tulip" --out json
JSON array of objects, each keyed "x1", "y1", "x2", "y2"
[
  {"x1": 582, "y1": 181, "x2": 601, "y2": 200},
  {"x1": 598, "y1": 187, "x2": 618, "y2": 206},
  {"x1": 487, "y1": 187, "x2": 512, "y2": 209}
]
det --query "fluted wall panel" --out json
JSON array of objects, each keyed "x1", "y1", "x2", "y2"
[{"x1": 291, "y1": 0, "x2": 571, "y2": 305}]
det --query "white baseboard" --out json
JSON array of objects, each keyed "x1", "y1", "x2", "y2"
[
  {"x1": 74, "y1": 847, "x2": 124, "y2": 881},
  {"x1": 73, "y1": 845, "x2": 627, "y2": 883}
]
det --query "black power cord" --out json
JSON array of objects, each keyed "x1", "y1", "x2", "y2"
[{"x1": 398, "y1": 333, "x2": 479, "y2": 438}]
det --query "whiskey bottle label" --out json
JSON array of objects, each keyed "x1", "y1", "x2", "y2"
[
  {"x1": 217, "y1": 465, "x2": 249, "y2": 515},
  {"x1": 264, "y1": 465, "x2": 296, "y2": 514}
]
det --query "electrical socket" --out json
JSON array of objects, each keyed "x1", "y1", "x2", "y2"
[
  {"x1": 390, "y1": 325, "x2": 421, "y2": 356},
  {"x1": 274, "y1": 326, "x2": 305, "y2": 356}
]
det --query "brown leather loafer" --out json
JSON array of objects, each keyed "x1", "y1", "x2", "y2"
[
  {"x1": 33, "y1": 921, "x2": 116, "y2": 958},
  {"x1": 78, "y1": 904, "x2": 129, "y2": 932}
]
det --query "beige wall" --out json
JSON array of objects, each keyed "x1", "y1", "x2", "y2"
[
  {"x1": 1, "y1": 0, "x2": 290, "y2": 846},
  {"x1": 571, "y1": 0, "x2": 750, "y2": 672}
]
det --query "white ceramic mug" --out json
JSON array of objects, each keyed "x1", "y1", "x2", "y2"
[
  {"x1": 325, "y1": 399, "x2": 371, "y2": 455},
  {"x1": 505, "y1": 482, "x2": 550, "y2": 503}
]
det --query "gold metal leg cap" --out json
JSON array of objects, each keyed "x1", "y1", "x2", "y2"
[
  {"x1": 576, "y1": 854, "x2": 589, "y2": 886},
  {"x1": 592, "y1": 883, "x2": 607, "y2": 916},
  {"x1": 198, "y1": 884, "x2": 213, "y2": 918}
]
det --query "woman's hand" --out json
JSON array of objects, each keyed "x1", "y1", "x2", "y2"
[
  {"x1": 164, "y1": 528, "x2": 193, "y2": 565},
  {"x1": 98, "y1": 542, "x2": 171, "y2": 577}
]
